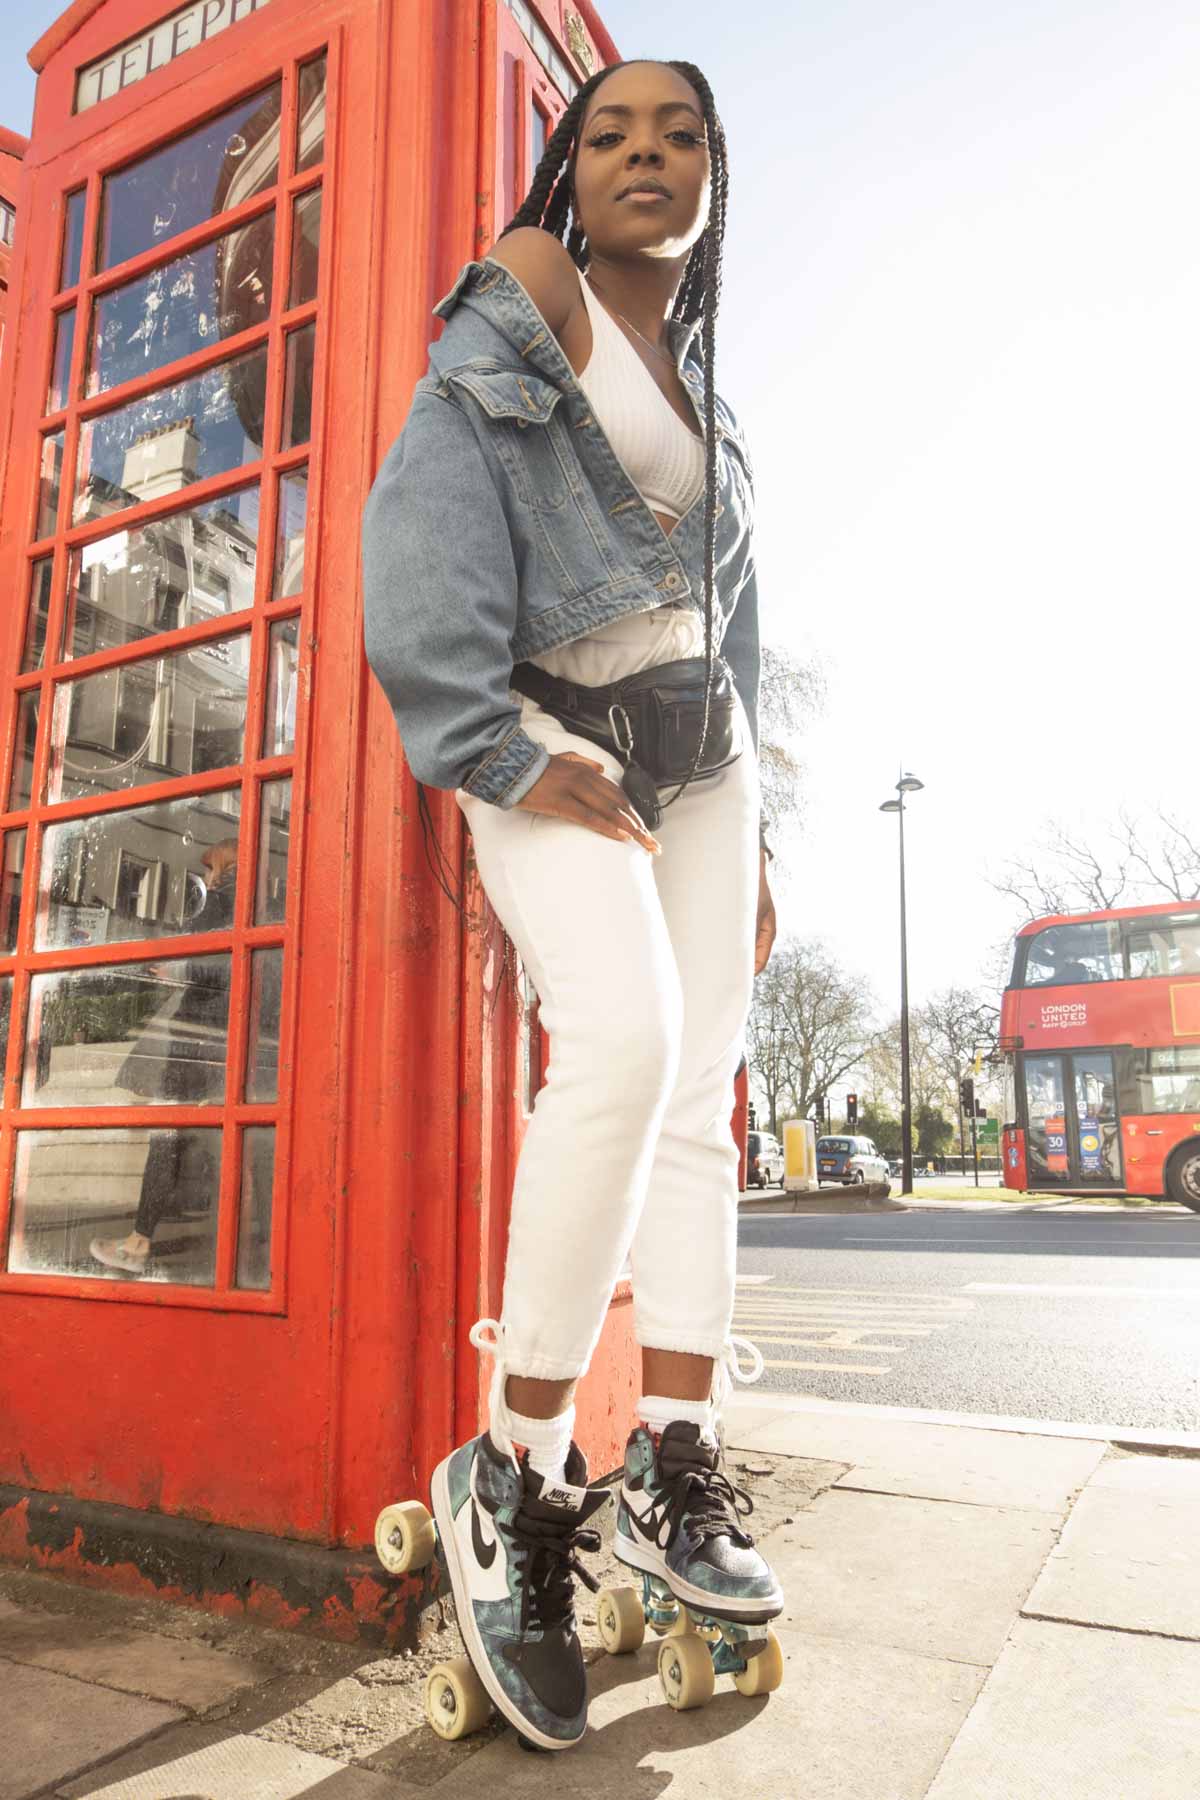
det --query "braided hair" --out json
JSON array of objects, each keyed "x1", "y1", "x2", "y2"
[{"x1": 499, "y1": 59, "x2": 729, "y2": 811}]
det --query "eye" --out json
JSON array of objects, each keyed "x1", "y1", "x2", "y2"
[{"x1": 584, "y1": 129, "x2": 704, "y2": 148}]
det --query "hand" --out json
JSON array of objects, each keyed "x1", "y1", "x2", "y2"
[
  {"x1": 754, "y1": 847, "x2": 776, "y2": 974},
  {"x1": 516, "y1": 752, "x2": 662, "y2": 854}
]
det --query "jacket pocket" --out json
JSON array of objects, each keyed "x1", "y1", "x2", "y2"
[{"x1": 445, "y1": 367, "x2": 569, "y2": 512}]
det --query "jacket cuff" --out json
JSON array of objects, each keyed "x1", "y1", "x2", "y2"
[{"x1": 462, "y1": 725, "x2": 551, "y2": 808}]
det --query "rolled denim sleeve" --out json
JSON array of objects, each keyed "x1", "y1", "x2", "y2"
[
  {"x1": 721, "y1": 556, "x2": 761, "y2": 756},
  {"x1": 361, "y1": 385, "x2": 550, "y2": 807}
]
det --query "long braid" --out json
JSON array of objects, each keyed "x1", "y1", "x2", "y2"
[{"x1": 498, "y1": 61, "x2": 730, "y2": 813}]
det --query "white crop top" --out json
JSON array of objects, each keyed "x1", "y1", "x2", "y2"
[{"x1": 574, "y1": 268, "x2": 706, "y2": 523}]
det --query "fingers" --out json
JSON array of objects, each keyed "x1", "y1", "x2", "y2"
[{"x1": 529, "y1": 755, "x2": 661, "y2": 852}]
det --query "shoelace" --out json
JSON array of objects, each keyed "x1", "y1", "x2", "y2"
[
  {"x1": 506, "y1": 1509, "x2": 604, "y2": 1636},
  {"x1": 657, "y1": 1446, "x2": 756, "y2": 1551}
]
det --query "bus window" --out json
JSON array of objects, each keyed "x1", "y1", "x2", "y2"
[
  {"x1": 1123, "y1": 1048, "x2": 1200, "y2": 1115},
  {"x1": 1023, "y1": 921, "x2": 1122, "y2": 986},
  {"x1": 1126, "y1": 914, "x2": 1200, "y2": 979}
]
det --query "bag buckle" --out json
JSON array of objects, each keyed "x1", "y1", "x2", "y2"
[{"x1": 607, "y1": 703, "x2": 635, "y2": 760}]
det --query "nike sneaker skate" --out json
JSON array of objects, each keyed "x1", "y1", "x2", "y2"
[
  {"x1": 429, "y1": 1431, "x2": 610, "y2": 1750},
  {"x1": 613, "y1": 1420, "x2": 783, "y2": 1623}
]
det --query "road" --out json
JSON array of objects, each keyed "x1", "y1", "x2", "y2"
[{"x1": 734, "y1": 1203, "x2": 1200, "y2": 1435}]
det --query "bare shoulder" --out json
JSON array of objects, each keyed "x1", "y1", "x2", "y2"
[{"x1": 481, "y1": 227, "x2": 579, "y2": 337}]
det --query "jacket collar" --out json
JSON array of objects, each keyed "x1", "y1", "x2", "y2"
[{"x1": 432, "y1": 255, "x2": 706, "y2": 392}]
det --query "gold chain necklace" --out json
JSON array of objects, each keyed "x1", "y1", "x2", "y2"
[{"x1": 585, "y1": 276, "x2": 676, "y2": 367}]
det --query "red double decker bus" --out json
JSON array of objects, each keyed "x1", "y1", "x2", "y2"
[{"x1": 999, "y1": 901, "x2": 1200, "y2": 1211}]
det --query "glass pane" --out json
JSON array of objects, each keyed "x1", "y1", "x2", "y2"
[
  {"x1": 1127, "y1": 1047, "x2": 1200, "y2": 1116},
  {"x1": 1023, "y1": 1055, "x2": 1069, "y2": 1187},
  {"x1": 9, "y1": 692, "x2": 40, "y2": 812},
  {"x1": 64, "y1": 487, "x2": 260, "y2": 661},
  {"x1": 281, "y1": 321, "x2": 314, "y2": 449},
  {"x1": 24, "y1": 955, "x2": 232, "y2": 1107},
  {"x1": 74, "y1": 342, "x2": 268, "y2": 526},
  {"x1": 246, "y1": 947, "x2": 282, "y2": 1101},
  {"x1": 88, "y1": 214, "x2": 275, "y2": 399},
  {"x1": 1073, "y1": 1052, "x2": 1121, "y2": 1185},
  {"x1": 48, "y1": 629, "x2": 251, "y2": 806},
  {"x1": 296, "y1": 54, "x2": 327, "y2": 173},
  {"x1": 236, "y1": 1125, "x2": 275, "y2": 1289},
  {"x1": 38, "y1": 431, "x2": 65, "y2": 540},
  {"x1": 60, "y1": 188, "x2": 87, "y2": 291},
  {"x1": 98, "y1": 82, "x2": 281, "y2": 271},
  {"x1": 6, "y1": 1126, "x2": 220, "y2": 1285},
  {"x1": 1, "y1": 830, "x2": 26, "y2": 953},
  {"x1": 256, "y1": 777, "x2": 291, "y2": 924},
  {"x1": 288, "y1": 188, "x2": 321, "y2": 308},
  {"x1": 1126, "y1": 913, "x2": 1200, "y2": 979},
  {"x1": 0, "y1": 975, "x2": 11, "y2": 1065},
  {"x1": 263, "y1": 617, "x2": 299, "y2": 756},
  {"x1": 48, "y1": 306, "x2": 76, "y2": 413},
  {"x1": 274, "y1": 466, "x2": 306, "y2": 598},
  {"x1": 39, "y1": 792, "x2": 241, "y2": 951},
  {"x1": 1023, "y1": 921, "x2": 1122, "y2": 987},
  {"x1": 21, "y1": 559, "x2": 55, "y2": 674}
]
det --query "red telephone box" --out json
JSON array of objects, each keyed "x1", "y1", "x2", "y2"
[{"x1": 0, "y1": 0, "x2": 634, "y2": 1642}]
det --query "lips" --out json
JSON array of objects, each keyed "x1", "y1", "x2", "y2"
[{"x1": 618, "y1": 180, "x2": 670, "y2": 201}]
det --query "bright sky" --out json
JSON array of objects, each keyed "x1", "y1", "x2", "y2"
[{"x1": 3, "y1": 2, "x2": 1196, "y2": 1013}]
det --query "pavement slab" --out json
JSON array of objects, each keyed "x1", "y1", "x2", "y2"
[
  {"x1": 0, "y1": 1662, "x2": 180, "y2": 1800},
  {"x1": 774, "y1": 1487, "x2": 1058, "y2": 1665},
  {"x1": 924, "y1": 1616, "x2": 1200, "y2": 1800},
  {"x1": 64, "y1": 1732, "x2": 403, "y2": 1800},
  {"x1": 1023, "y1": 1456, "x2": 1200, "y2": 1640},
  {"x1": 727, "y1": 1404, "x2": 1107, "y2": 1510},
  {"x1": 0, "y1": 1602, "x2": 270, "y2": 1711}
]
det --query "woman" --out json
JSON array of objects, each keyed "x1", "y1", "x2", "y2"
[{"x1": 362, "y1": 57, "x2": 781, "y2": 1750}]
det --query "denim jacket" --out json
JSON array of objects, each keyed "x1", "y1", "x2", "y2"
[{"x1": 361, "y1": 255, "x2": 760, "y2": 807}]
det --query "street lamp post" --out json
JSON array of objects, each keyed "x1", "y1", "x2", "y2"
[{"x1": 880, "y1": 773, "x2": 924, "y2": 1196}]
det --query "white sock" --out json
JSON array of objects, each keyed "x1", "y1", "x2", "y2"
[
  {"x1": 637, "y1": 1392, "x2": 717, "y2": 1446},
  {"x1": 505, "y1": 1403, "x2": 575, "y2": 1486}
]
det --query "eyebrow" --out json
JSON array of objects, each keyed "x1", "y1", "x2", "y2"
[{"x1": 586, "y1": 102, "x2": 704, "y2": 124}]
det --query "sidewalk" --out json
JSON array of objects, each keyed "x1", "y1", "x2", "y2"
[{"x1": 3, "y1": 1400, "x2": 1199, "y2": 1799}]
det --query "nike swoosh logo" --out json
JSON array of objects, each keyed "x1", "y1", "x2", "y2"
[
  {"x1": 625, "y1": 1498, "x2": 669, "y2": 1547},
  {"x1": 471, "y1": 1498, "x2": 497, "y2": 1569}
]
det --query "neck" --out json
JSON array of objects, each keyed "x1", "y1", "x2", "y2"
[{"x1": 584, "y1": 251, "x2": 688, "y2": 347}]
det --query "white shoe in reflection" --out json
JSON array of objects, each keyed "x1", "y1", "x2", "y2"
[{"x1": 89, "y1": 1237, "x2": 150, "y2": 1275}]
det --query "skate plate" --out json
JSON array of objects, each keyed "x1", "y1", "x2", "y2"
[{"x1": 597, "y1": 1571, "x2": 785, "y2": 1708}]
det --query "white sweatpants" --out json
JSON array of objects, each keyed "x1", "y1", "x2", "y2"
[{"x1": 456, "y1": 693, "x2": 760, "y2": 1391}]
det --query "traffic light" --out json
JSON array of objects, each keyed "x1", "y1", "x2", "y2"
[
  {"x1": 959, "y1": 1076, "x2": 975, "y2": 1112},
  {"x1": 748, "y1": 1101, "x2": 757, "y2": 1128},
  {"x1": 846, "y1": 1092, "x2": 858, "y2": 1126},
  {"x1": 975, "y1": 1101, "x2": 987, "y2": 1119}
]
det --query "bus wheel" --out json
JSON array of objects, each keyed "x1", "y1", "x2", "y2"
[{"x1": 1165, "y1": 1146, "x2": 1200, "y2": 1213}]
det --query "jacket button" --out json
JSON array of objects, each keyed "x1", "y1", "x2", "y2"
[{"x1": 664, "y1": 572, "x2": 681, "y2": 589}]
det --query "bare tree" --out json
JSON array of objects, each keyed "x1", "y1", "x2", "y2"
[
  {"x1": 990, "y1": 811, "x2": 1200, "y2": 920},
  {"x1": 747, "y1": 938, "x2": 874, "y2": 1133},
  {"x1": 757, "y1": 641, "x2": 826, "y2": 848}
]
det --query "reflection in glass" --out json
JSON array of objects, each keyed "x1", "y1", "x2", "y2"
[
  {"x1": 296, "y1": 53, "x2": 327, "y2": 172},
  {"x1": 263, "y1": 618, "x2": 299, "y2": 756},
  {"x1": 274, "y1": 466, "x2": 306, "y2": 597},
  {"x1": 1073, "y1": 1051, "x2": 1121, "y2": 1186},
  {"x1": 1126, "y1": 1047, "x2": 1200, "y2": 1115},
  {"x1": 246, "y1": 947, "x2": 282, "y2": 1103},
  {"x1": 21, "y1": 559, "x2": 55, "y2": 674},
  {"x1": 0, "y1": 975, "x2": 11, "y2": 1070},
  {"x1": 64, "y1": 487, "x2": 259, "y2": 661},
  {"x1": 74, "y1": 343, "x2": 268, "y2": 526},
  {"x1": 1023, "y1": 1054, "x2": 1068, "y2": 1187},
  {"x1": 48, "y1": 306, "x2": 77, "y2": 413},
  {"x1": 1, "y1": 831, "x2": 26, "y2": 953},
  {"x1": 61, "y1": 188, "x2": 87, "y2": 291},
  {"x1": 281, "y1": 322, "x2": 314, "y2": 449},
  {"x1": 9, "y1": 693, "x2": 39, "y2": 812},
  {"x1": 256, "y1": 778, "x2": 291, "y2": 925},
  {"x1": 98, "y1": 82, "x2": 281, "y2": 271},
  {"x1": 288, "y1": 188, "x2": 321, "y2": 308},
  {"x1": 49, "y1": 629, "x2": 251, "y2": 805},
  {"x1": 1127, "y1": 914, "x2": 1200, "y2": 979},
  {"x1": 89, "y1": 214, "x2": 275, "y2": 398},
  {"x1": 24, "y1": 954, "x2": 232, "y2": 1108},
  {"x1": 237, "y1": 1125, "x2": 275, "y2": 1289},
  {"x1": 38, "y1": 431, "x2": 65, "y2": 540},
  {"x1": 39, "y1": 791, "x2": 241, "y2": 951},
  {"x1": 1024, "y1": 921, "x2": 1122, "y2": 987},
  {"x1": 6, "y1": 1126, "x2": 220, "y2": 1286}
]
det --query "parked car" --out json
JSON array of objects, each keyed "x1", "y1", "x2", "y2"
[
  {"x1": 747, "y1": 1130, "x2": 785, "y2": 1188},
  {"x1": 816, "y1": 1135, "x2": 891, "y2": 1188}
]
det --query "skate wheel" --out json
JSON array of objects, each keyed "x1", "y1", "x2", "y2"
[
  {"x1": 374, "y1": 1500, "x2": 436, "y2": 1575},
  {"x1": 650, "y1": 1608, "x2": 693, "y2": 1638},
  {"x1": 658, "y1": 1633, "x2": 715, "y2": 1711},
  {"x1": 425, "y1": 1655, "x2": 492, "y2": 1740},
  {"x1": 733, "y1": 1628, "x2": 785, "y2": 1697},
  {"x1": 597, "y1": 1586, "x2": 646, "y2": 1654}
]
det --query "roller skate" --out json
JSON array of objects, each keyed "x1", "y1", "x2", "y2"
[
  {"x1": 374, "y1": 1433, "x2": 609, "y2": 1750},
  {"x1": 597, "y1": 1420, "x2": 786, "y2": 1710}
]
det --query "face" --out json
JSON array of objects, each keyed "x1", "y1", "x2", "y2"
[{"x1": 570, "y1": 62, "x2": 711, "y2": 261}]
